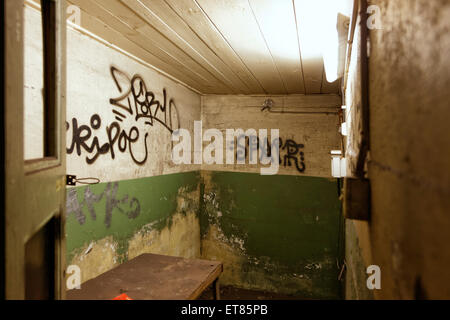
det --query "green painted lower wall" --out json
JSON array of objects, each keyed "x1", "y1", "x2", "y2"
[
  {"x1": 65, "y1": 170, "x2": 344, "y2": 298},
  {"x1": 200, "y1": 171, "x2": 344, "y2": 299},
  {"x1": 65, "y1": 171, "x2": 201, "y2": 283}
]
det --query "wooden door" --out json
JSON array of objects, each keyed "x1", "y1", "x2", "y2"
[{"x1": 4, "y1": 0, "x2": 66, "y2": 299}]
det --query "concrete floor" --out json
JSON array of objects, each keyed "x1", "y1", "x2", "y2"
[{"x1": 199, "y1": 285, "x2": 305, "y2": 300}]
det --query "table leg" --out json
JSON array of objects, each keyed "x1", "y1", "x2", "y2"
[{"x1": 213, "y1": 279, "x2": 220, "y2": 300}]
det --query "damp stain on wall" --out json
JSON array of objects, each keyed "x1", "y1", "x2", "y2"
[
  {"x1": 66, "y1": 171, "x2": 201, "y2": 283},
  {"x1": 199, "y1": 171, "x2": 344, "y2": 299},
  {"x1": 65, "y1": 170, "x2": 344, "y2": 298}
]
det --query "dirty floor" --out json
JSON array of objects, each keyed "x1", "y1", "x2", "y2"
[{"x1": 199, "y1": 285, "x2": 305, "y2": 300}]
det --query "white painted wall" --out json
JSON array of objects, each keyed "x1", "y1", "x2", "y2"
[
  {"x1": 65, "y1": 25, "x2": 201, "y2": 183},
  {"x1": 201, "y1": 95, "x2": 341, "y2": 177},
  {"x1": 24, "y1": 2, "x2": 340, "y2": 181},
  {"x1": 24, "y1": 4, "x2": 44, "y2": 160},
  {"x1": 24, "y1": 3, "x2": 201, "y2": 183}
]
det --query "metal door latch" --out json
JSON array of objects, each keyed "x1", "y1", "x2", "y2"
[
  {"x1": 66, "y1": 175, "x2": 100, "y2": 186},
  {"x1": 66, "y1": 175, "x2": 77, "y2": 186}
]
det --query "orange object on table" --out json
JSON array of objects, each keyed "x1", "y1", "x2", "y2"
[{"x1": 112, "y1": 293, "x2": 133, "y2": 300}]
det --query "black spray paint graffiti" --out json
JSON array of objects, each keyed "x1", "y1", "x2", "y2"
[
  {"x1": 280, "y1": 138, "x2": 306, "y2": 173},
  {"x1": 109, "y1": 66, "x2": 179, "y2": 133},
  {"x1": 66, "y1": 67, "x2": 180, "y2": 165},
  {"x1": 66, "y1": 182, "x2": 140, "y2": 228},
  {"x1": 235, "y1": 136, "x2": 306, "y2": 173},
  {"x1": 66, "y1": 114, "x2": 148, "y2": 165}
]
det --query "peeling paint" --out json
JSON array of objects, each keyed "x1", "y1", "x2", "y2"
[
  {"x1": 70, "y1": 237, "x2": 118, "y2": 283},
  {"x1": 68, "y1": 211, "x2": 200, "y2": 284},
  {"x1": 66, "y1": 170, "x2": 342, "y2": 298},
  {"x1": 66, "y1": 172, "x2": 201, "y2": 283},
  {"x1": 200, "y1": 171, "x2": 343, "y2": 299},
  {"x1": 128, "y1": 211, "x2": 200, "y2": 260},
  {"x1": 201, "y1": 224, "x2": 336, "y2": 297}
]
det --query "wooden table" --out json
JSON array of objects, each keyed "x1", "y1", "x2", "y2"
[{"x1": 66, "y1": 253, "x2": 223, "y2": 300}]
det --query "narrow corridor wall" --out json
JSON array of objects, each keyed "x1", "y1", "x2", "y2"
[{"x1": 345, "y1": 0, "x2": 450, "y2": 299}]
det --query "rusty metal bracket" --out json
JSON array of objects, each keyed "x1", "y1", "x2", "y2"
[{"x1": 343, "y1": 177, "x2": 371, "y2": 221}]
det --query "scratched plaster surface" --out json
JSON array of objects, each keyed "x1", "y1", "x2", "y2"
[
  {"x1": 66, "y1": 172, "x2": 201, "y2": 283},
  {"x1": 69, "y1": 237, "x2": 119, "y2": 284},
  {"x1": 128, "y1": 211, "x2": 200, "y2": 261},
  {"x1": 200, "y1": 171, "x2": 343, "y2": 299},
  {"x1": 345, "y1": 0, "x2": 450, "y2": 299}
]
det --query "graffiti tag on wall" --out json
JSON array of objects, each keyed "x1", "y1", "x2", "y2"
[
  {"x1": 236, "y1": 136, "x2": 306, "y2": 173},
  {"x1": 66, "y1": 66, "x2": 180, "y2": 165},
  {"x1": 66, "y1": 182, "x2": 140, "y2": 228}
]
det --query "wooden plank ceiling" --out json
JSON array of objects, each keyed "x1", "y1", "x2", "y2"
[{"x1": 68, "y1": 0, "x2": 340, "y2": 95}]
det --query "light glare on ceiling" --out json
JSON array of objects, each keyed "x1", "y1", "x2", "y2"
[{"x1": 295, "y1": 0, "x2": 351, "y2": 82}]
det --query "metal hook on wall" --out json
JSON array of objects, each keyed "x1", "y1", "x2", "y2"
[{"x1": 261, "y1": 99, "x2": 275, "y2": 112}]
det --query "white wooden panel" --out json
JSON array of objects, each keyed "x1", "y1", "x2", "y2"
[
  {"x1": 248, "y1": 0, "x2": 305, "y2": 94},
  {"x1": 124, "y1": 0, "x2": 249, "y2": 94},
  {"x1": 67, "y1": 0, "x2": 342, "y2": 95},
  {"x1": 196, "y1": 0, "x2": 286, "y2": 94},
  {"x1": 93, "y1": 0, "x2": 232, "y2": 93},
  {"x1": 69, "y1": 0, "x2": 213, "y2": 92},
  {"x1": 68, "y1": 2, "x2": 209, "y2": 93},
  {"x1": 70, "y1": 0, "x2": 229, "y2": 93},
  {"x1": 300, "y1": 59, "x2": 323, "y2": 94},
  {"x1": 164, "y1": 0, "x2": 264, "y2": 94},
  {"x1": 293, "y1": 0, "x2": 325, "y2": 93}
]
